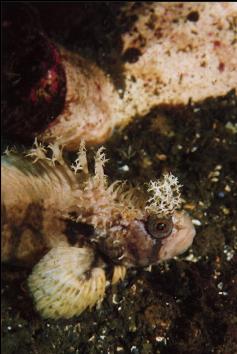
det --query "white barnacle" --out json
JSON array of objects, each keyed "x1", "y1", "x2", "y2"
[
  {"x1": 145, "y1": 173, "x2": 182, "y2": 216},
  {"x1": 25, "y1": 138, "x2": 49, "y2": 163}
]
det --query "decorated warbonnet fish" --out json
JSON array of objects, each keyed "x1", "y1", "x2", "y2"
[{"x1": 1, "y1": 141, "x2": 196, "y2": 319}]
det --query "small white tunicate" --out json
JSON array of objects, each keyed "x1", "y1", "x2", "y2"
[
  {"x1": 218, "y1": 291, "x2": 228, "y2": 296},
  {"x1": 192, "y1": 219, "x2": 202, "y2": 226},
  {"x1": 119, "y1": 165, "x2": 130, "y2": 172},
  {"x1": 155, "y1": 336, "x2": 167, "y2": 344},
  {"x1": 224, "y1": 185, "x2": 231, "y2": 192}
]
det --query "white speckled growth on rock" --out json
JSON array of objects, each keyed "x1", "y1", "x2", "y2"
[
  {"x1": 38, "y1": 3, "x2": 237, "y2": 150},
  {"x1": 116, "y1": 2, "x2": 237, "y2": 120}
]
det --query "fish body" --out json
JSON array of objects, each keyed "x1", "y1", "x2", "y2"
[{"x1": 1, "y1": 142, "x2": 196, "y2": 318}]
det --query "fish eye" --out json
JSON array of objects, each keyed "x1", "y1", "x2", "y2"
[{"x1": 146, "y1": 215, "x2": 173, "y2": 239}]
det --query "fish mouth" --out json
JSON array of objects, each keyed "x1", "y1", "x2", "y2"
[{"x1": 157, "y1": 211, "x2": 196, "y2": 261}]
